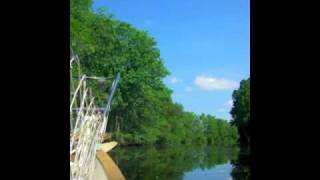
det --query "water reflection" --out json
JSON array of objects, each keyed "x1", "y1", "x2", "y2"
[
  {"x1": 230, "y1": 148, "x2": 250, "y2": 180},
  {"x1": 109, "y1": 145, "x2": 249, "y2": 180}
]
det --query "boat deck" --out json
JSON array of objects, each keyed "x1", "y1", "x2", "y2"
[{"x1": 96, "y1": 150, "x2": 125, "y2": 180}]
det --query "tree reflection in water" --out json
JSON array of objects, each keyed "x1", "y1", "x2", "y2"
[
  {"x1": 109, "y1": 145, "x2": 250, "y2": 180},
  {"x1": 230, "y1": 147, "x2": 250, "y2": 180}
]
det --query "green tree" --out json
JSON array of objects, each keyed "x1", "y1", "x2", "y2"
[
  {"x1": 71, "y1": 0, "x2": 239, "y2": 146},
  {"x1": 230, "y1": 78, "x2": 250, "y2": 147}
]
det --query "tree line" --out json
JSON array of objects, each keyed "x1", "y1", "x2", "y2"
[{"x1": 71, "y1": 0, "x2": 247, "y2": 147}]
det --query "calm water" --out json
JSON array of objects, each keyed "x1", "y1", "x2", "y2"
[{"x1": 109, "y1": 145, "x2": 249, "y2": 180}]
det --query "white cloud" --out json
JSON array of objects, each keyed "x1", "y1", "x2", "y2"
[
  {"x1": 170, "y1": 77, "x2": 182, "y2": 84},
  {"x1": 170, "y1": 77, "x2": 178, "y2": 83},
  {"x1": 194, "y1": 75, "x2": 238, "y2": 90},
  {"x1": 218, "y1": 108, "x2": 227, "y2": 112},
  {"x1": 185, "y1": 86, "x2": 193, "y2": 92},
  {"x1": 225, "y1": 99, "x2": 233, "y2": 107}
]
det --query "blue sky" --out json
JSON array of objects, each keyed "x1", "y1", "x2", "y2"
[{"x1": 93, "y1": 0, "x2": 250, "y2": 120}]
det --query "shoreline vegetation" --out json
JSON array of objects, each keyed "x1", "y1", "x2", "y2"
[{"x1": 71, "y1": 0, "x2": 249, "y2": 150}]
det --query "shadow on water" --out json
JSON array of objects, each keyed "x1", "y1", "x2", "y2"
[
  {"x1": 230, "y1": 147, "x2": 250, "y2": 180},
  {"x1": 109, "y1": 144, "x2": 250, "y2": 180}
]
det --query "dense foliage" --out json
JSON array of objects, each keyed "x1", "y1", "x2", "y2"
[
  {"x1": 71, "y1": 0, "x2": 239, "y2": 146},
  {"x1": 230, "y1": 78, "x2": 250, "y2": 147}
]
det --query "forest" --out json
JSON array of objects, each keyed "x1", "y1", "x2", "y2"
[{"x1": 71, "y1": 0, "x2": 249, "y2": 147}]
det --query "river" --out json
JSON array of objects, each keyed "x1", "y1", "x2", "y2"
[{"x1": 109, "y1": 144, "x2": 250, "y2": 180}]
